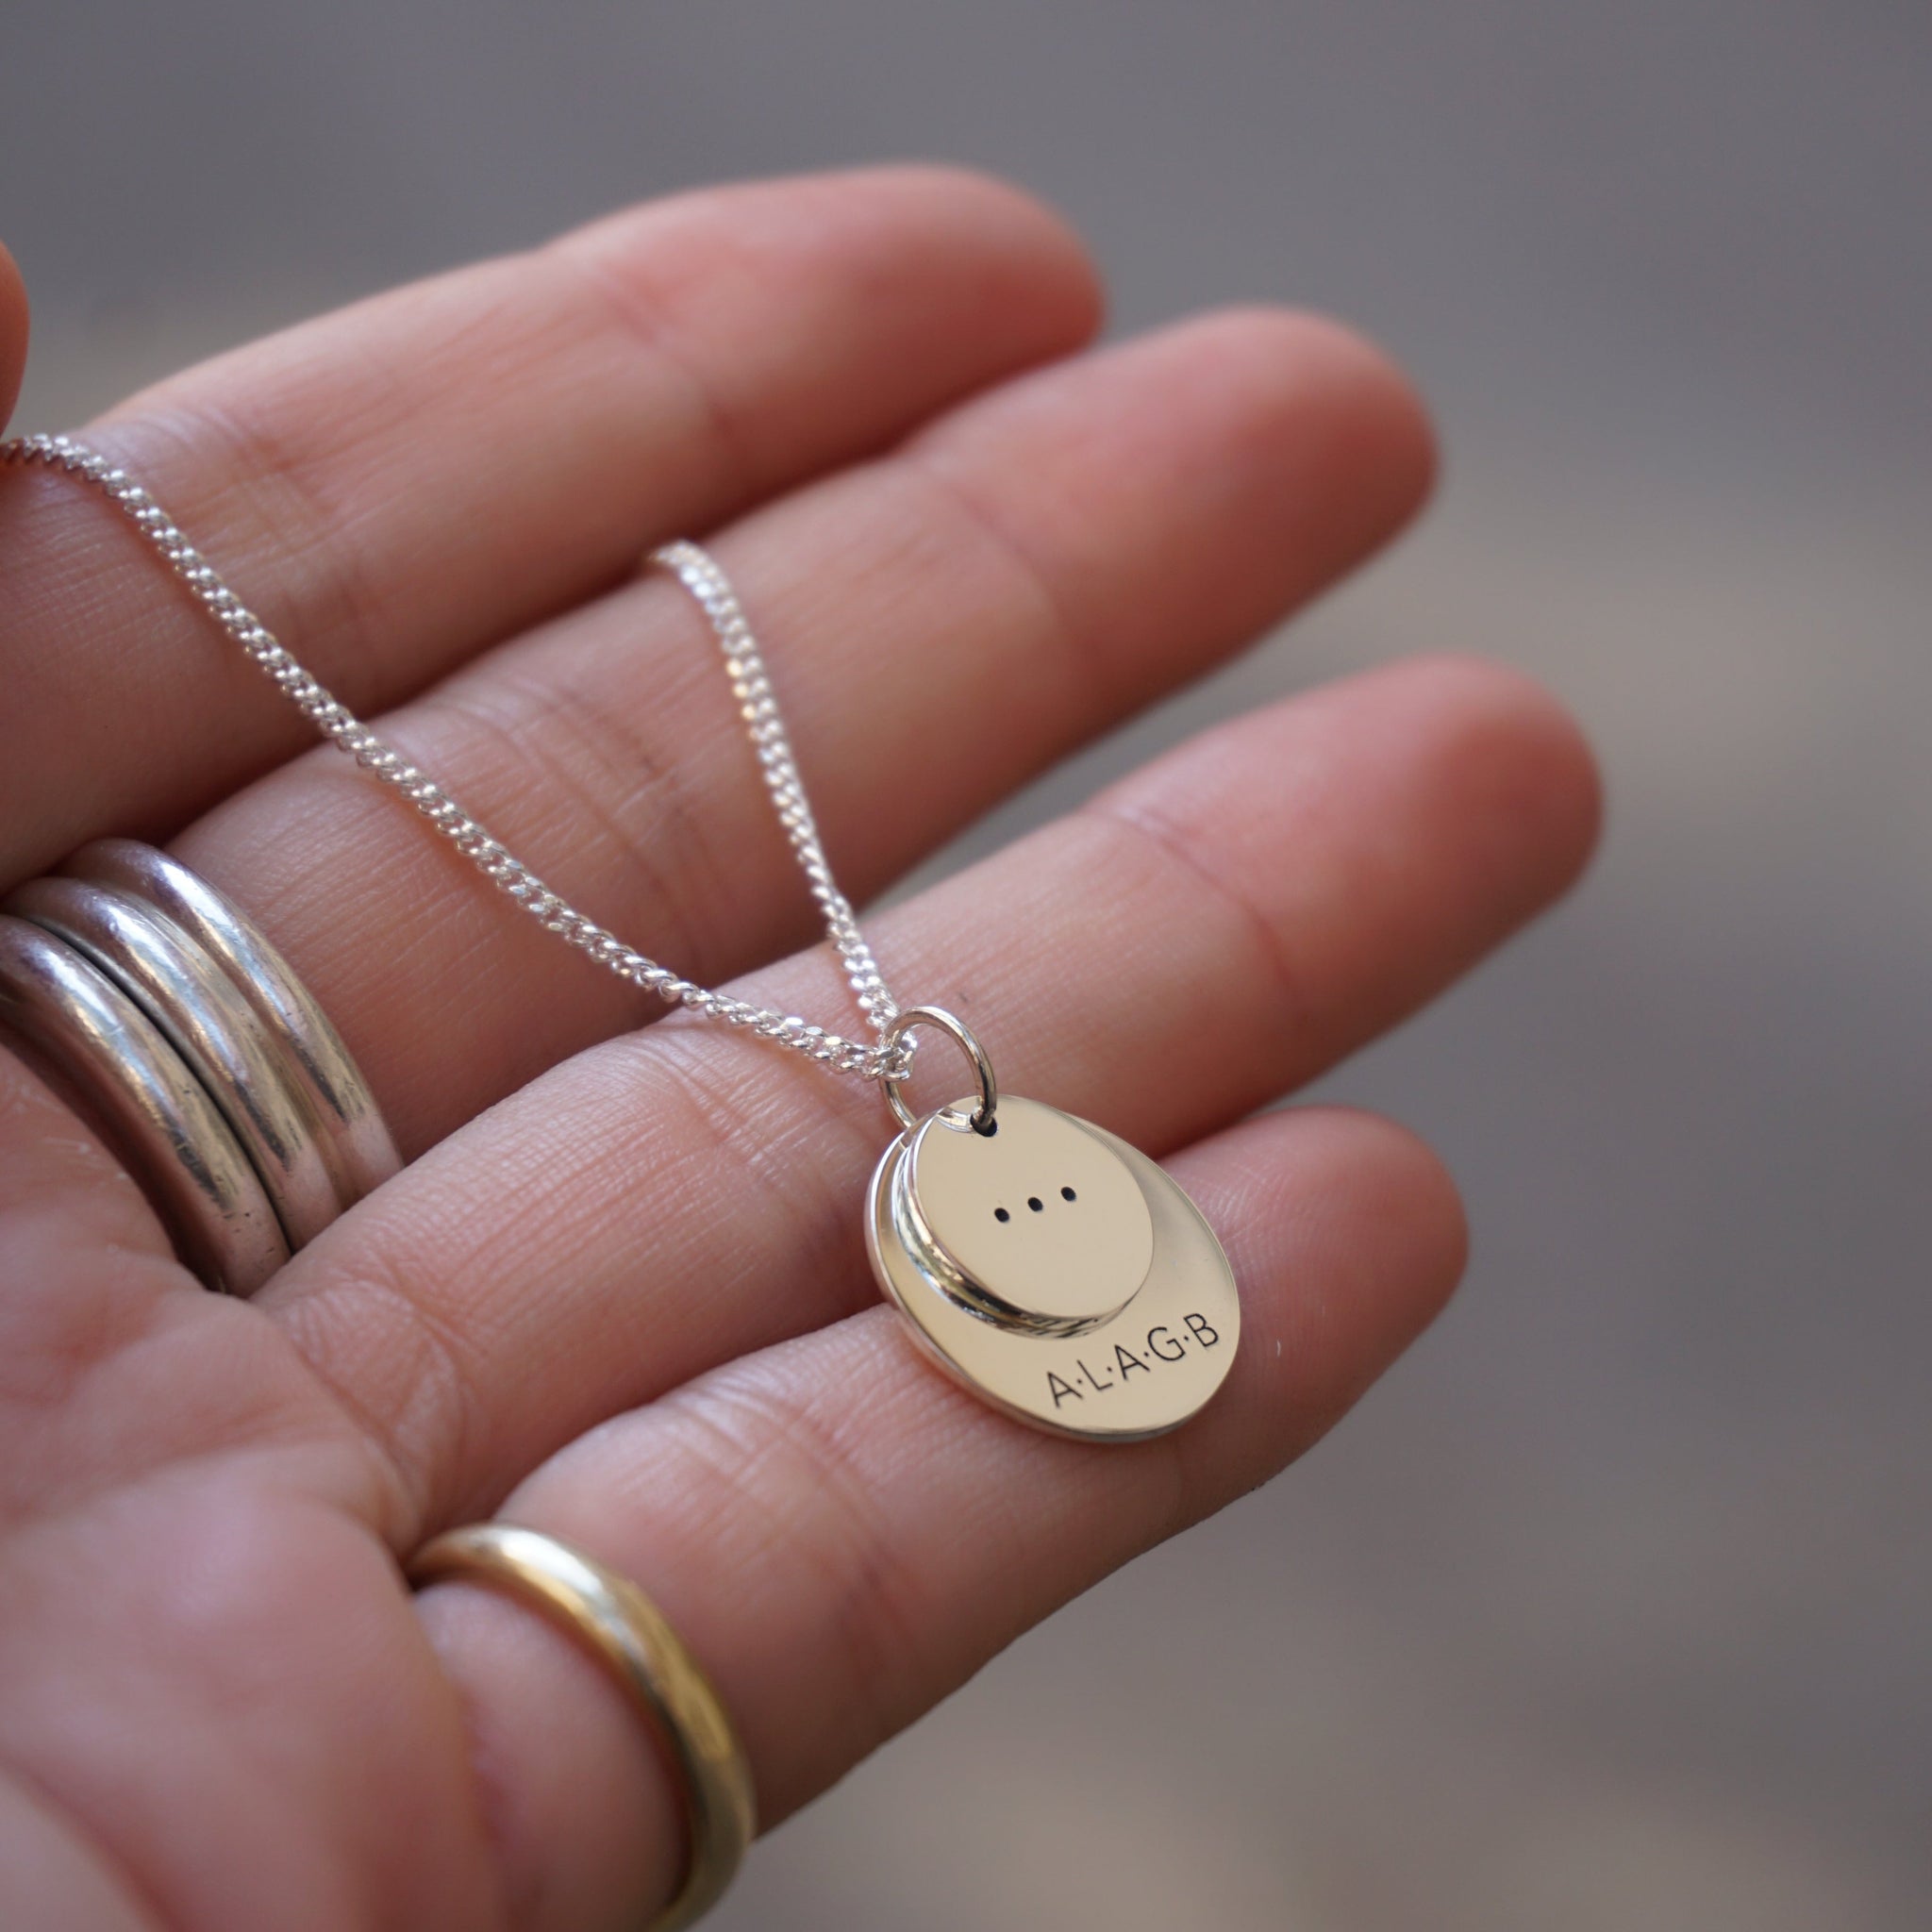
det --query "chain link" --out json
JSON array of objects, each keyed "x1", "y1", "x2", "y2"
[{"x1": 0, "y1": 433, "x2": 913, "y2": 1085}]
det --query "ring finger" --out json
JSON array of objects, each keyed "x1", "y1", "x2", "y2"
[{"x1": 411, "y1": 1103, "x2": 1465, "y2": 1931}]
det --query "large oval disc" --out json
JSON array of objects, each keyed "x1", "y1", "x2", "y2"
[{"x1": 867, "y1": 1100, "x2": 1241, "y2": 1442}]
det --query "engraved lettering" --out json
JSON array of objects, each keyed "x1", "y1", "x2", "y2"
[
  {"x1": 1042, "y1": 1321, "x2": 1224, "y2": 1410},
  {"x1": 1147, "y1": 1324, "x2": 1185, "y2": 1362}
]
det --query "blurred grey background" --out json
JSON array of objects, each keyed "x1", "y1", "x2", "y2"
[{"x1": 5, "y1": 4, "x2": 1928, "y2": 1925}]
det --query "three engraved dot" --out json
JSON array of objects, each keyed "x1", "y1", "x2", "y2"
[{"x1": 993, "y1": 1185, "x2": 1077, "y2": 1224}]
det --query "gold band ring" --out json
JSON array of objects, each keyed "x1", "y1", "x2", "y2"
[{"x1": 409, "y1": 1524, "x2": 757, "y2": 1932}]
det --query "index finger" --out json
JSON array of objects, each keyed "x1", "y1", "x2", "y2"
[{"x1": 0, "y1": 167, "x2": 1099, "y2": 883}]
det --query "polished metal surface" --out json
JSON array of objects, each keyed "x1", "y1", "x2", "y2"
[
  {"x1": 6, "y1": 874, "x2": 340, "y2": 1248},
  {"x1": 409, "y1": 1524, "x2": 758, "y2": 1932},
  {"x1": 0, "y1": 914, "x2": 288, "y2": 1294},
  {"x1": 904, "y1": 1095, "x2": 1153, "y2": 1330},
  {"x1": 66, "y1": 838, "x2": 399, "y2": 1211},
  {"x1": 869, "y1": 1098, "x2": 1240, "y2": 1441}
]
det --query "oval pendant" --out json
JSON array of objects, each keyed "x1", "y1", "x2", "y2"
[{"x1": 864, "y1": 1092, "x2": 1241, "y2": 1441}]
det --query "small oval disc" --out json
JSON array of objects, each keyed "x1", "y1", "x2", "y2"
[
  {"x1": 866, "y1": 1097, "x2": 1241, "y2": 1442},
  {"x1": 907, "y1": 1095, "x2": 1153, "y2": 1327}
]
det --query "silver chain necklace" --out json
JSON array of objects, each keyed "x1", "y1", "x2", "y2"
[
  {"x1": 4, "y1": 429, "x2": 1241, "y2": 1441},
  {"x1": 1, "y1": 435, "x2": 906, "y2": 1082}
]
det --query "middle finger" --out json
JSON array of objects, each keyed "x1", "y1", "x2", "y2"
[{"x1": 169, "y1": 308, "x2": 1431, "y2": 1155}]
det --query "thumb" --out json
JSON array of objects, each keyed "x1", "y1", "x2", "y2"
[{"x1": 0, "y1": 244, "x2": 27, "y2": 429}]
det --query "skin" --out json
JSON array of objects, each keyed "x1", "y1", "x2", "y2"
[{"x1": 0, "y1": 168, "x2": 1601, "y2": 1930}]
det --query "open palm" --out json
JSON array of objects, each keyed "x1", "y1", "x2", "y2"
[{"x1": 0, "y1": 169, "x2": 1598, "y2": 1930}]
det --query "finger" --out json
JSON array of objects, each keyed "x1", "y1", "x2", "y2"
[
  {"x1": 0, "y1": 245, "x2": 25, "y2": 428},
  {"x1": 0, "y1": 167, "x2": 1101, "y2": 881},
  {"x1": 0, "y1": 1045, "x2": 193, "y2": 1487},
  {"x1": 412, "y1": 1104, "x2": 1463, "y2": 1930},
  {"x1": 265, "y1": 655, "x2": 1598, "y2": 1530},
  {"x1": 172, "y1": 308, "x2": 1434, "y2": 1154}
]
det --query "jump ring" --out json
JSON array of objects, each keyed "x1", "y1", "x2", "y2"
[{"x1": 879, "y1": 1005, "x2": 998, "y2": 1135}]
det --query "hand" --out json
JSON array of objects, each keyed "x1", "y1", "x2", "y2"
[{"x1": 0, "y1": 169, "x2": 1598, "y2": 1930}]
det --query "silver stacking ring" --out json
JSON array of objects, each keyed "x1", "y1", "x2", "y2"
[
  {"x1": 0, "y1": 842, "x2": 397, "y2": 1293},
  {"x1": 66, "y1": 841, "x2": 399, "y2": 1211},
  {"x1": 0, "y1": 916, "x2": 290, "y2": 1294},
  {"x1": 8, "y1": 876, "x2": 343, "y2": 1247}
]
